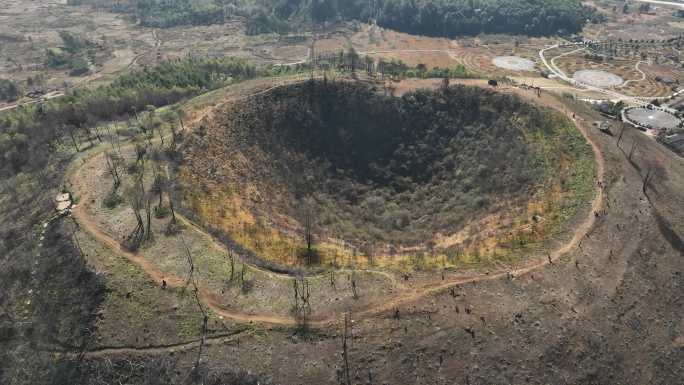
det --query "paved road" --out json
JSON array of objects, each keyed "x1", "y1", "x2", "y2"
[
  {"x1": 0, "y1": 91, "x2": 64, "y2": 112},
  {"x1": 634, "y1": 0, "x2": 684, "y2": 8}
]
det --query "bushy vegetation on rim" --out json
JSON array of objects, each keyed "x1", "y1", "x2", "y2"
[
  {"x1": 181, "y1": 80, "x2": 588, "y2": 258},
  {"x1": 69, "y1": 0, "x2": 600, "y2": 37},
  {"x1": 0, "y1": 79, "x2": 19, "y2": 102}
]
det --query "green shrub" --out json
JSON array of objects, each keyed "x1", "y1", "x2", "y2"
[{"x1": 103, "y1": 191, "x2": 122, "y2": 209}]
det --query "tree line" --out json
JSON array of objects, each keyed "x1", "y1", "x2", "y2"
[{"x1": 69, "y1": 0, "x2": 600, "y2": 37}]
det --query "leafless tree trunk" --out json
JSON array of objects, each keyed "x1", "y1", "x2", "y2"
[
  {"x1": 350, "y1": 270, "x2": 358, "y2": 299},
  {"x1": 170, "y1": 123, "x2": 178, "y2": 150},
  {"x1": 165, "y1": 197, "x2": 180, "y2": 236},
  {"x1": 229, "y1": 250, "x2": 235, "y2": 282},
  {"x1": 135, "y1": 143, "x2": 147, "y2": 166},
  {"x1": 241, "y1": 263, "x2": 245, "y2": 285},
  {"x1": 617, "y1": 124, "x2": 625, "y2": 148},
  {"x1": 82, "y1": 126, "x2": 96, "y2": 148},
  {"x1": 67, "y1": 125, "x2": 80, "y2": 152},
  {"x1": 365, "y1": 241, "x2": 375, "y2": 266},
  {"x1": 181, "y1": 235, "x2": 196, "y2": 289},
  {"x1": 158, "y1": 124, "x2": 165, "y2": 148},
  {"x1": 180, "y1": 235, "x2": 208, "y2": 377},
  {"x1": 169, "y1": 198, "x2": 176, "y2": 222},
  {"x1": 298, "y1": 199, "x2": 317, "y2": 264},
  {"x1": 293, "y1": 274, "x2": 311, "y2": 330},
  {"x1": 125, "y1": 179, "x2": 146, "y2": 250},
  {"x1": 145, "y1": 198, "x2": 153, "y2": 242},
  {"x1": 342, "y1": 312, "x2": 352, "y2": 385},
  {"x1": 105, "y1": 152, "x2": 121, "y2": 191}
]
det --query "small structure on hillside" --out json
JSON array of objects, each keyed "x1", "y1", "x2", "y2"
[
  {"x1": 596, "y1": 121, "x2": 614, "y2": 135},
  {"x1": 55, "y1": 192, "x2": 72, "y2": 214},
  {"x1": 655, "y1": 76, "x2": 677, "y2": 86}
]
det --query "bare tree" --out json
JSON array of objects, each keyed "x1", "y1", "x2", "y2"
[
  {"x1": 135, "y1": 143, "x2": 147, "y2": 167},
  {"x1": 341, "y1": 312, "x2": 352, "y2": 385},
  {"x1": 617, "y1": 124, "x2": 625, "y2": 148},
  {"x1": 228, "y1": 250, "x2": 235, "y2": 283},
  {"x1": 180, "y1": 235, "x2": 208, "y2": 379},
  {"x1": 66, "y1": 125, "x2": 80, "y2": 152},
  {"x1": 298, "y1": 199, "x2": 317, "y2": 264},
  {"x1": 180, "y1": 235, "x2": 196, "y2": 289},
  {"x1": 170, "y1": 121, "x2": 179, "y2": 150},
  {"x1": 240, "y1": 262, "x2": 249, "y2": 293},
  {"x1": 105, "y1": 152, "x2": 122, "y2": 191},
  {"x1": 151, "y1": 171, "x2": 168, "y2": 215},
  {"x1": 293, "y1": 274, "x2": 311, "y2": 331},
  {"x1": 165, "y1": 197, "x2": 181, "y2": 236},
  {"x1": 124, "y1": 178, "x2": 147, "y2": 251},
  {"x1": 350, "y1": 270, "x2": 359, "y2": 299},
  {"x1": 145, "y1": 197, "x2": 153, "y2": 242},
  {"x1": 363, "y1": 240, "x2": 375, "y2": 266}
]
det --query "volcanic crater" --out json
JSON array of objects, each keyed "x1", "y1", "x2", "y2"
[{"x1": 178, "y1": 80, "x2": 594, "y2": 271}]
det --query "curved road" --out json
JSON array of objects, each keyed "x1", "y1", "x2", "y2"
[
  {"x1": 634, "y1": 0, "x2": 684, "y2": 8},
  {"x1": 539, "y1": 44, "x2": 650, "y2": 105}
]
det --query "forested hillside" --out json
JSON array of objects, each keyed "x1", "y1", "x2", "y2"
[
  {"x1": 69, "y1": 0, "x2": 599, "y2": 37},
  {"x1": 0, "y1": 57, "x2": 255, "y2": 178}
]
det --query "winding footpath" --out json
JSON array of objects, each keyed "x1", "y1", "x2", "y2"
[
  {"x1": 539, "y1": 43, "x2": 684, "y2": 105},
  {"x1": 67, "y1": 78, "x2": 606, "y2": 356},
  {"x1": 539, "y1": 44, "x2": 649, "y2": 105},
  {"x1": 619, "y1": 61, "x2": 648, "y2": 88}
]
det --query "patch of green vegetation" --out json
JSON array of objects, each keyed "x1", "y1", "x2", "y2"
[
  {"x1": 0, "y1": 79, "x2": 19, "y2": 102},
  {"x1": 544, "y1": 118, "x2": 596, "y2": 228},
  {"x1": 382, "y1": 60, "x2": 473, "y2": 79},
  {"x1": 46, "y1": 32, "x2": 93, "y2": 76},
  {"x1": 72, "y1": 0, "x2": 601, "y2": 37},
  {"x1": 0, "y1": 57, "x2": 256, "y2": 177},
  {"x1": 501, "y1": 111, "x2": 595, "y2": 253},
  {"x1": 103, "y1": 191, "x2": 123, "y2": 209},
  {"x1": 289, "y1": 325, "x2": 330, "y2": 343}
]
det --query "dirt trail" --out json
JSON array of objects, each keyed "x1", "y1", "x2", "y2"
[
  {"x1": 353, "y1": 79, "x2": 606, "y2": 320},
  {"x1": 68, "y1": 78, "x2": 606, "y2": 343}
]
